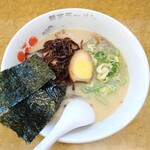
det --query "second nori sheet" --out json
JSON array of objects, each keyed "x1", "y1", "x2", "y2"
[
  {"x1": 0, "y1": 81, "x2": 65, "y2": 143},
  {"x1": 0, "y1": 55, "x2": 55, "y2": 113}
]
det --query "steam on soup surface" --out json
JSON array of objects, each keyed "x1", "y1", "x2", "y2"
[{"x1": 31, "y1": 28, "x2": 129, "y2": 123}]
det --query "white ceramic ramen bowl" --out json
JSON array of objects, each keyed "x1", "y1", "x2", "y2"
[{"x1": 1, "y1": 8, "x2": 149, "y2": 143}]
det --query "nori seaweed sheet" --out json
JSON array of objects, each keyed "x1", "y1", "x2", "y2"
[
  {"x1": 0, "y1": 55, "x2": 55, "y2": 113},
  {"x1": 0, "y1": 81, "x2": 65, "y2": 143}
]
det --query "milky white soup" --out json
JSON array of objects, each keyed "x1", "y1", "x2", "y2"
[{"x1": 31, "y1": 28, "x2": 129, "y2": 123}]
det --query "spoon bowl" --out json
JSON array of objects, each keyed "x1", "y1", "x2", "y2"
[{"x1": 34, "y1": 98, "x2": 95, "y2": 150}]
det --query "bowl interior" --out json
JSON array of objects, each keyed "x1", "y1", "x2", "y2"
[{"x1": 1, "y1": 8, "x2": 149, "y2": 143}]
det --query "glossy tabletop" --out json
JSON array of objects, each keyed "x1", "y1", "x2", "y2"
[{"x1": 0, "y1": 0, "x2": 150, "y2": 150}]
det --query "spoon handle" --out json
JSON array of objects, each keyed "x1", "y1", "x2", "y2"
[
  {"x1": 33, "y1": 124, "x2": 66, "y2": 150},
  {"x1": 33, "y1": 122, "x2": 71, "y2": 150},
  {"x1": 33, "y1": 130, "x2": 60, "y2": 150},
  {"x1": 34, "y1": 118, "x2": 77, "y2": 150}
]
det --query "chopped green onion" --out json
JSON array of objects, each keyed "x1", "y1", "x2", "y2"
[
  {"x1": 107, "y1": 62, "x2": 119, "y2": 77},
  {"x1": 93, "y1": 58, "x2": 98, "y2": 66},
  {"x1": 94, "y1": 50, "x2": 106, "y2": 59},
  {"x1": 107, "y1": 54, "x2": 119, "y2": 63},
  {"x1": 114, "y1": 49, "x2": 120, "y2": 56},
  {"x1": 81, "y1": 86, "x2": 100, "y2": 93},
  {"x1": 83, "y1": 39, "x2": 97, "y2": 51},
  {"x1": 102, "y1": 77, "x2": 109, "y2": 83}
]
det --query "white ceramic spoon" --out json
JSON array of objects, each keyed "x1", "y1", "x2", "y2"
[{"x1": 34, "y1": 98, "x2": 95, "y2": 150}]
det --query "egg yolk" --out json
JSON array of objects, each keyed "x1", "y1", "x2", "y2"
[{"x1": 73, "y1": 59, "x2": 93, "y2": 79}]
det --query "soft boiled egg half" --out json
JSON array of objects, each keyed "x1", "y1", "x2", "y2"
[{"x1": 69, "y1": 50, "x2": 94, "y2": 83}]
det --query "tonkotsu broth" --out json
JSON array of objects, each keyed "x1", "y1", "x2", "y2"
[{"x1": 31, "y1": 28, "x2": 129, "y2": 123}]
